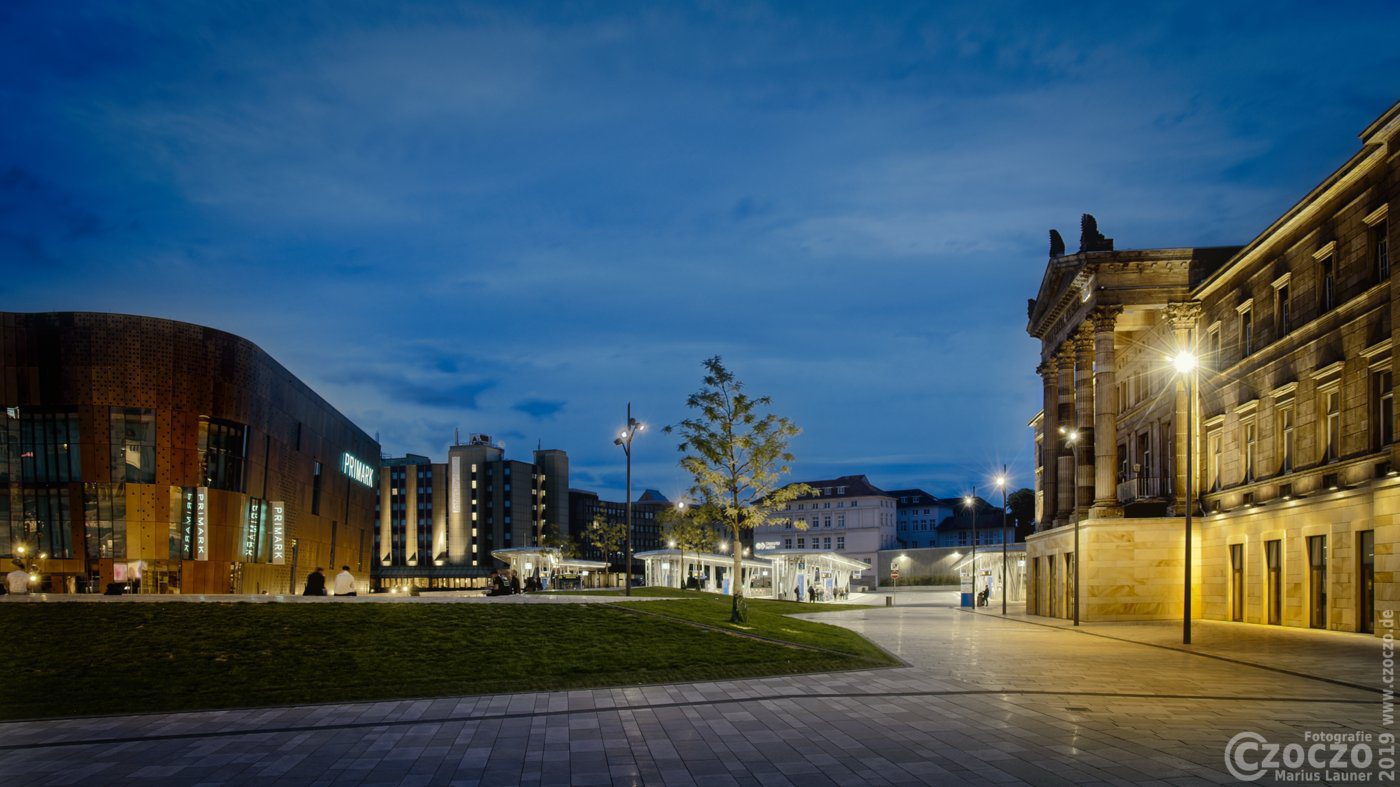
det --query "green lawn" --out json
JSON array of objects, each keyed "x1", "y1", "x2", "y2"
[{"x1": 1, "y1": 599, "x2": 892, "y2": 720}]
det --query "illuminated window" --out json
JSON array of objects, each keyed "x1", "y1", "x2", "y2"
[
  {"x1": 1375, "y1": 369, "x2": 1394, "y2": 448},
  {"x1": 1279, "y1": 406, "x2": 1295, "y2": 474},
  {"x1": 110, "y1": 408, "x2": 156, "y2": 483},
  {"x1": 1323, "y1": 388, "x2": 1341, "y2": 462}
]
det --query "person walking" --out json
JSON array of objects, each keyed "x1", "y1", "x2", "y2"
[
  {"x1": 807, "y1": 583, "x2": 816, "y2": 603},
  {"x1": 333, "y1": 565, "x2": 357, "y2": 597},
  {"x1": 303, "y1": 567, "x2": 327, "y2": 596}
]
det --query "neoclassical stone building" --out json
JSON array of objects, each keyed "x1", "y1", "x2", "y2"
[{"x1": 1026, "y1": 99, "x2": 1397, "y2": 636}]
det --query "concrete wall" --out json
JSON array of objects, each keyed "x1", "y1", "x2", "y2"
[{"x1": 876, "y1": 546, "x2": 965, "y2": 586}]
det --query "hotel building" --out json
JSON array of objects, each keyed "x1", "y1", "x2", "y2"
[
  {"x1": 0, "y1": 311, "x2": 380, "y2": 594},
  {"x1": 374, "y1": 436, "x2": 570, "y2": 590},
  {"x1": 1025, "y1": 99, "x2": 1398, "y2": 635}
]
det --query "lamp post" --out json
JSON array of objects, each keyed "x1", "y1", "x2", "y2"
[
  {"x1": 1173, "y1": 349, "x2": 1198, "y2": 645},
  {"x1": 1061, "y1": 428, "x2": 1081, "y2": 626},
  {"x1": 963, "y1": 488, "x2": 978, "y2": 604},
  {"x1": 995, "y1": 468, "x2": 1008, "y2": 615},
  {"x1": 613, "y1": 403, "x2": 644, "y2": 597}
]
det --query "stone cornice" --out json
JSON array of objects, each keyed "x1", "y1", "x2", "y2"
[{"x1": 1164, "y1": 301, "x2": 1202, "y2": 330}]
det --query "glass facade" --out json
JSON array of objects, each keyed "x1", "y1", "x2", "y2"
[
  {"x1": 2, "y1": 407, "x2": 81, "y2": 558},
  {"x1": 84, "y1": 483, "x2": 127, "y2": 559},
  {"x1": 110, "y1": 407, "x2": 156, "y2": 483},
  {"x1": 198, "y1": 417, "x2": 248, "y2": 492}
]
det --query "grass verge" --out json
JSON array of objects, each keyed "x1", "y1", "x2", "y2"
[{"x1": 1, "y1": 599, "x2": 890, "y2": 720}]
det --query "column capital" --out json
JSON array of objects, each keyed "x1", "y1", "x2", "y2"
[
  {"x1": 1164, "y1": 301, "x2": 1203, "y2": 330},
  {"x1": 1090, "y1": 305, "x2": 1123, "y2": 333},
  {"x1": 1073, "y1": 321, "x2": 1096, "y2": 353},
  {"x1": 1036, "y1": 356, "x2": 1060, "y2": 377}
]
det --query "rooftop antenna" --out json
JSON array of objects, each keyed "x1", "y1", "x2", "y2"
[{"x1": 454, "y1": 427, "x2": 460, "y2": 446}]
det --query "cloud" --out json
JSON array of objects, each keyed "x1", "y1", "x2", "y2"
[{"x1": 513, "y1": 398, "x2": 566, "y2": 420}]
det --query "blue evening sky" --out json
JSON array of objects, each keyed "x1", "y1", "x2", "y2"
[{"x1": 3, "y1": 1, "x2": 1398, "y2": 501}]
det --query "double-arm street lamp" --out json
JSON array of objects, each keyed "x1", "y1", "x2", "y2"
[
  {"x1": 614, "y1": 403, "x2": 645, "y2": 597},
  {"x1": 1173, "y1": 350, "x2": 1198, "y2": 645}
]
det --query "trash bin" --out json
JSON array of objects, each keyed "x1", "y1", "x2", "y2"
[{"x1": 885, "y1": 595, "x2": 893, "y2": 607}]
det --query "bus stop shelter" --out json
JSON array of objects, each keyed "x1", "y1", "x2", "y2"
[
  {"x1": 490, "y1": 547, "x2": 610, "y2": 590},
  {"x1": 953, "y1": 544, "x2": 1026, "y2": 608},
  {"x1": 756, "y1": 550, "x2": 869, "y2": 602},
  {"x1": 635, "y1": 549, "x2": 772, "y2": 596}
]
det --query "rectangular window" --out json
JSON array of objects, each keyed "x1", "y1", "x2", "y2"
[
  {"x1": 784, "y1": 538, "x2": 792, "y2": 548},
  {"x1": 18, "y1": 407, "x2": 81, "y2": 484},
  {"x1": 1376, "y1": 219, "x2": 1390, "y2": 280},
  {"x1": 796, "y1": 537, "x2": 805, "y2": 549},
  {"x1": 1209, "y1": 431, "x2": 1220, "y2": 487},
  {"x1": 1275, "y1": 283, "x2": 1291, "y2": 334},
  {"x1": 1308, "y1": 535, "x2": 1327, "y2": 629},
  {"x1": 836, "y1": 536, "x2": 845, "y2": 550},
  {"x1": 1375, "y1": 369, "x2": 1394, "y2": 449},
  {"x1": 1243, "y1": 420, "x2": 1256, "y2": 483},
  {"x1": 1240, "y1": 307, "x2": 1253, "y2": 357},
  {"x1": 1266, "y1": 539, "x2": 1282, "y2": 625},
  {"x1": 1208, "y1": 325, "x2": 1222, "y2": 363},
  {"x1": 197, "y1": 416, "x2": 248, "y2": 492},
  {"x1": 823, "y1": 536, "x2": 831, "y2": 549},
  {"x1": 110, "y1": 408, "x2": 156, "y2": 483},
  {"x1": 311, "y1": 461, "x2": 323, "y2": 515},
  {"x1": 1324, "y1": 389, "x2": 1341, "y2": 462},
  {"x1": 1279, "y1": 407, "x2": 1295, "y2": 474},
  {"x1": 1321, "y1": 256, "x2": 1336, "y2": 312}
]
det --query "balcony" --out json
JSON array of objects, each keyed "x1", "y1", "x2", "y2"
[{"x1": 1116, "y1": 474, "x2": 1171, "y2": 504}]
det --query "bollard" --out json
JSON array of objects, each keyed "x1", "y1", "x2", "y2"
[{"x1": 886, "y1": 595, "x2": 893, "y2": 607}]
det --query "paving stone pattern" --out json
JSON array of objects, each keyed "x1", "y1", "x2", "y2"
[{"x1": 0, "y1": 597, "x2": 1387, "y2": 785}]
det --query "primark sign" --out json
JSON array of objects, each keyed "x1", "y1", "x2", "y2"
[{"x1": 342, "y1": 452, "x2": 375, "y2": 488}]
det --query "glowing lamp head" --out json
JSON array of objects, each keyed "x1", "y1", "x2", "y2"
[
  {"x1": 1066, "y1": 430, "x2": 1079, "y2": 445},
  {"x1": 995, "y1": 475, "x2": 1006, "y2": 488},
  {"x1": 1173, "y1": 350, "x2": 1197, "y2": 374}
]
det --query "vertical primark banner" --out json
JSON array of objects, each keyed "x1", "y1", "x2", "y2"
[
  {"x1": 180, "y1": 487, "x2": 196, "y2": 559},
  {"x1": 195, "y1": 487, "x2": 209, "y2": 561},
  {"x1": 245, "y1": 498, "x2": 265, "y2": 562},
  {"x1": 270, "y1": 501, "x2": 286, "y2": 564}
]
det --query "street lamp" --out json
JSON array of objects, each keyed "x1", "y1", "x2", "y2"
[
  {"x1": 613, "y1": 403, "x2": 645, "y2": 597},
  {"x1": 995, "y1": 468, "x2": 1008, "y2": 615},
  {"x1": 1064, "y1": 429, "x2": 1081, "y2": 626},
  {"x1": 1173, "y1": 349, "x2": 1198, "y2": 645},
  {"x1": 963, "y1": 488, "x2": 977, "y2": 602}
]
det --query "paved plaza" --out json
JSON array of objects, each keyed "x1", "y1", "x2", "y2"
[{"x1": 0, "y1": 595, "x2": 1387, "y2": 785}]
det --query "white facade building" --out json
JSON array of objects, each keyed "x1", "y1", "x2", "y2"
[{"x1": 753, "y1": 475, "x2": 897, "y2": 582}]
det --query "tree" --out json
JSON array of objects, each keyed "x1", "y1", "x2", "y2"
[
  {"x1": 658, "y1": 504, "x2": 717, "y2": 589},
  {"x1": 668, "y1": 356, "x2": 812, "y2": 622},
  {"x1": 588, "y1": 515, "x2": 628, "y2": 588},
  {"x1": 538, "y1": 522, "x2": 579, "y2": 560},
  {"x1": 1007, "y1": 487, "x2": 1036, "y2": 534}
]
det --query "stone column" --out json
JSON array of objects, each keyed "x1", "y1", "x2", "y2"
[
  {"x1": 1090, "y1": 306, "x2": 1124, "y2": 517},
  {"x1": 1073, "y1": 323, "x2": 1096, "y2": 520},
  {"x1": 1055, "y1": 342, "x2": 1077, "y2": 526},
  {"x1": 1166, "y1": 302, "x2": 1203, "y2": 515},
  {"x1": 1037, "y1": 356, "x2": 1060, "y2": 530}
]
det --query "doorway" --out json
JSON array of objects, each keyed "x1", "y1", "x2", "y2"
[
  {"x1": 1229, "y1": 543, "x2": 1244, "y2": 622},
  {"x1": 1359, "y1": 531, "x2": 1375, "y2": 634},
  {"x1": 1307, "y1": 535, "x2": 1327, "y2": 629},
  {"x1": 1265, "y1": 539, "x2": 1281, "y2": 625}
]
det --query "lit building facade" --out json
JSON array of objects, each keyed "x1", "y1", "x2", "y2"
[
  {"x1": 1025, "y1": 100, "x2": 1398, "y2": 635},
  {"x1": 754, "y1": 475, "x2": 896, "y2": 576},
  {"x1": 374, "y1": 436, "x2": 570, "y2": 590},
  {"x1": 567, "y1": 488, "x2": 665, "y2": 570},
  {"x1": 888, "y1": 488, "x2": 954, "y2": 548},
  {"x1": 0, "y1": 311, "x2": 380, "y2": 594}
]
